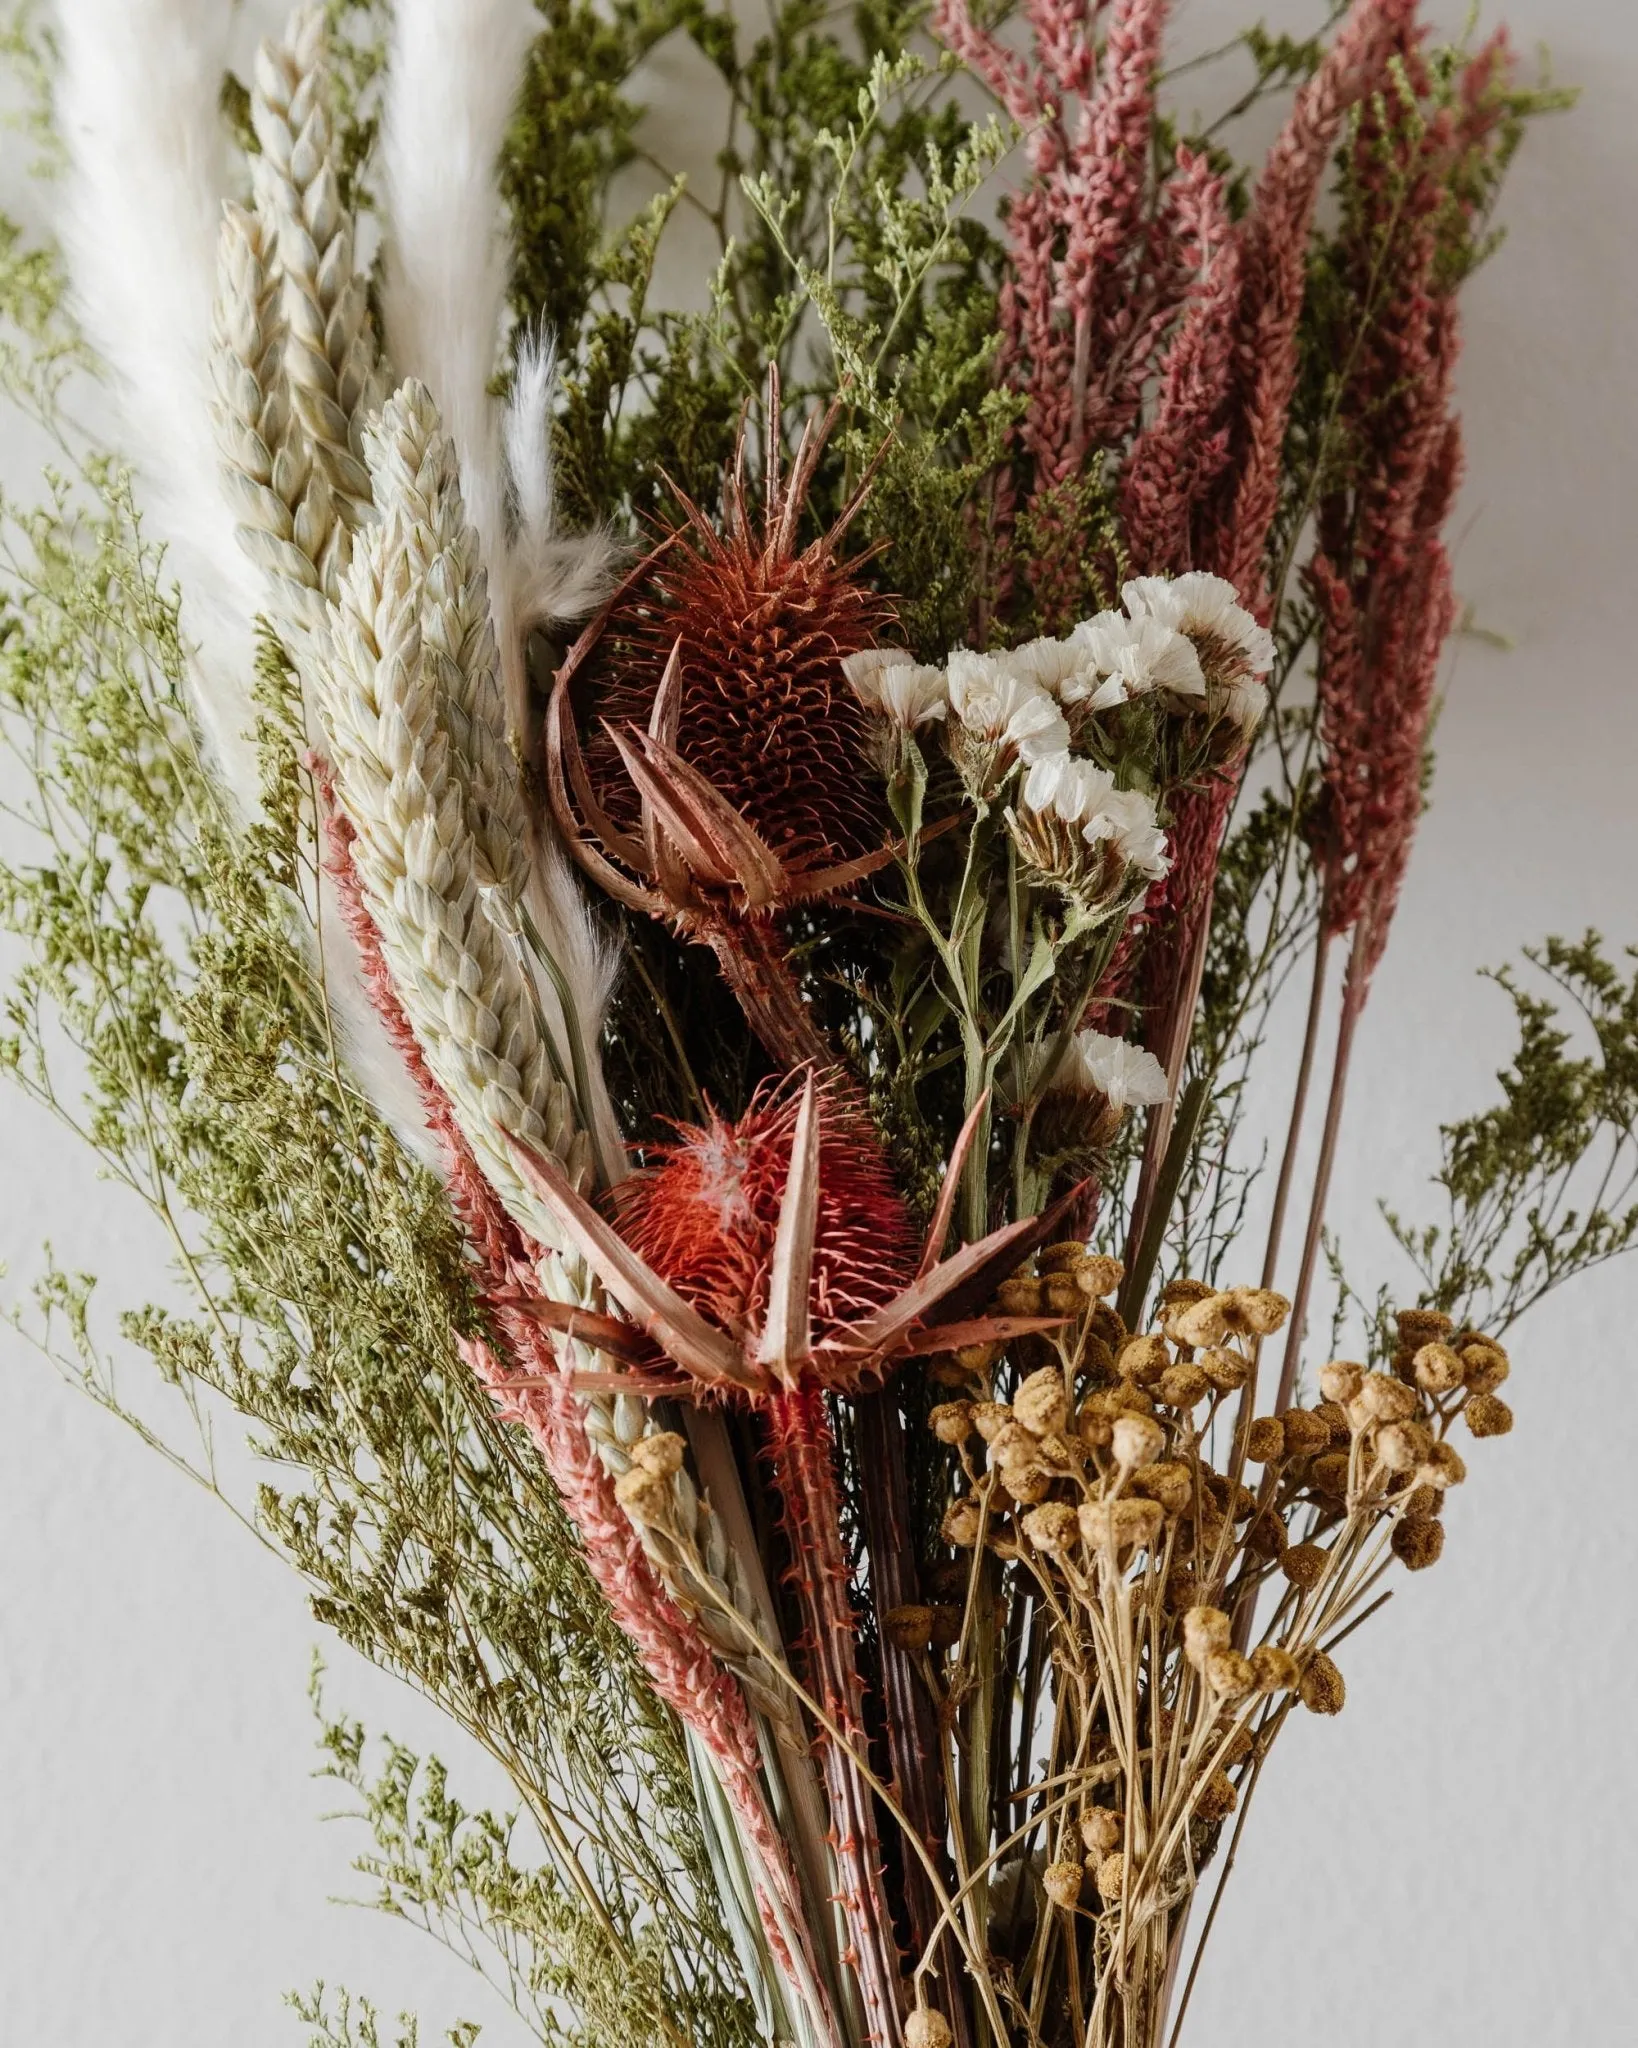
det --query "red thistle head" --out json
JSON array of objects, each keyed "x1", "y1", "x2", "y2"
[
  {"x1": 612, "y1": 1074, "x2": 917, "y2": 1362},
  {"x1": 580, "y1": 402, "x2": 895, "y2": 872}
]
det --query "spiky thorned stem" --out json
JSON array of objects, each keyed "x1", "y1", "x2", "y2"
[
  {"x1": 766, "y1": 1387, "x2": 907, "y2": 2047},
  {"x1": 701, "y1": 914, "x2": 835, "y2": 1070}
]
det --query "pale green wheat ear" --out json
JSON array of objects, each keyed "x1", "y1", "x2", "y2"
[
  {"x1": 211, "y1": 3, "x2": 383, "y2": 641},
  {"x1": 314, "y1": 380, "x2": 590, "y2": 1229}
]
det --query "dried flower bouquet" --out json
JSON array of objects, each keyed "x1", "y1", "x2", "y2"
[{"x1": 2, "y1": 3, "x2": 1627, "y2": 2047}]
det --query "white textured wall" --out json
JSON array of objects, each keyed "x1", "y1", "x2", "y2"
[{"x1": 2, "y1": 2, "x2": 1634, "y2": 2042}]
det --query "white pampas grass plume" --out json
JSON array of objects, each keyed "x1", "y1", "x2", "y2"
[
  {"x1": 503, "y1": 330, "x2": 620, "y2": 631},
  {"x1": 379, "y1": 0, "x2": 538, "y2": 572},
  {"x1": 56, "y1": 0, "x2": 265, "y2": 806}
]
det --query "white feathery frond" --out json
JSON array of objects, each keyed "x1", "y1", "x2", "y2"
[
  {"x1": 379, "y1": 0, "x2": 538, "y2": 575},
  {"x1": 56, "y1": 0, "x2": 265, "y2": 807},
  {"x1": 504, "y1": 328, "x2": 558, "y2": 545},
  {"x1": 503, "y1": 327, "x2": 621, "y2": 632}
]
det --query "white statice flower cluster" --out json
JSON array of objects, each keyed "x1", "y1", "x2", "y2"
[{"x1": 843, "y1": 570, "x2": 1272, "y2": 901}]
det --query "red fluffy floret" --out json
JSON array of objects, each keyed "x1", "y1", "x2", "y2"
[{"x1": 612, "y1": 1075, "x2": 916, "y2": 1349}]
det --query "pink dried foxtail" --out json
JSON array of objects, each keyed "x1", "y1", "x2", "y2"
[
  {"x1": 1273, "y1": 25, "x2": 1518, "y2": 1398},
  {"x1": 1197, "y1": 0, "x2": 1413, "y2": 613}
]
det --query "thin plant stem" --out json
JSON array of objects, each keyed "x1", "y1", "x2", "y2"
[{"x1": 1277, "y1": 933, "x2": 1369, "y2": 1410}]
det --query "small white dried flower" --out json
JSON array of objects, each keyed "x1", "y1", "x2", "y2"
[
  {"x1": 842, "y1": 647, "x2": 950, "y2": 728},
  {"x1": 1021, "y1": 752, "x2": 1117, "y2": 824},
  {"x1": 1085, "y1": 784, "x2": 1170, "y2": 880},
  {"x1": 1052, "y1": 1029, "x2": 1171, "y2": 1113},
  {"x1": 948, "y1": 654, "x2": 1072, "y2": 764},
  {"x1": 1123, "y1": 572, "x2": 1275, "y2": 677},
  {"x1": 1070, "y1": 609, "x2": 1207, "y2": 703}
]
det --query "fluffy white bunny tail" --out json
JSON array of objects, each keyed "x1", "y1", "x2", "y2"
[
  {"x1": 502, "y1": 330, "x2": 621, "y2": 632},
  {"x1": 56, "y1": 0, "x2": 266, "y2": 811}
]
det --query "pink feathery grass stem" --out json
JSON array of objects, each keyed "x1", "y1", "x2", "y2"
[
  {"x1": 314, "y1": 785, "x2": 837, "y2": 2038},
  {"x1": 1118, "y1": 150, "x2": 1240, "y2": 574},
  {"x1": 1198, "y1": 0, "x2": 1412, "y2": 614},
  {"x1": 1273, "y1": 24, "x2": 1517, "y2": 1390},
  {"x1": 765, "y1": 1384, "x2": 907, "y2": 2046}
]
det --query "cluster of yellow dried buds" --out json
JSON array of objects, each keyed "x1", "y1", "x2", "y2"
[{"x1": 914, "y1": 1260, "x2": 1516, "y2": 1970}]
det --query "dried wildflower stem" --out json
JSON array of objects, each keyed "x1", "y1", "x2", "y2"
[
  {"x1": 766, "y1": 1387, "x2": 907, "y2": 2044},
  {"x1": 1278, "y1": 937, "x2": 1368, "y2": 1407}
]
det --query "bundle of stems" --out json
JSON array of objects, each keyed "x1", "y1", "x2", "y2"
[{"x1": 2, "y1": 4, "x2": 1611, "y2": 2047}]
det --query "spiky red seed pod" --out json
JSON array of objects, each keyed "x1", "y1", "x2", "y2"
[
  {"x1": 584, "y1": 485, "x2": 896, "y2": 870},
  {"x1": 612, "y1": 1075, "x2": 917, "y2": 1353}
]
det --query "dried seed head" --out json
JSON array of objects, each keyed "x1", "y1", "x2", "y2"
[
  {"x1": 942, "y1": 1496, "x2": 983, "y2": 1547},
  {"x1": 1278, "y1": 1408, "x2": 1332, "y2": 1457},
  {"x1": 1316, "y1": 1399, "x2": 1353, "y2": 1444},
  {"x1": 1402, "y1": 1483, "x2": 1442, "y2": 1521},
  {"x1": 1366, "y1": 1372, "x2": 1422, "y2": 1424},
  {"x1": 955, "y1": 1339, "x2": 1003, "y2": 1376},
  {"x1": 886, "y1": 1604, "x2": 936, "y2": 1651},
  {"x1": 1015, "y1": 1366, "x2": 1071, "y2": 1438},
  {"x1": 988, "y1": 1421, "x2": 1039, "y2": 1473},
  {"x1": 1460, "y1": 1340, "x2": 1511, "y2": 1395},
  {"x1": 905, "y1": 2012, "x2": 954, "y2": 2048},
  {"x1": 1199, "y1": 1346, "x2": 1252, "y2": 1392},
  {"x1": 1044, "y1": 1859, "x2": 1084, "y2": 1910},
  {"x1": 1156, "y1": 1363, "x2": 1211, "y2": 1410},
  {"x1": 1251, "y1": 1644, "x2": 1300, "y2": 1692},
  {"x1": 972, "y1": 1401, "x2": 1012, "y2": 1444},
  {"x1": 1077, "y1": 1254, "x2": 1125, "y2": 1299},
  {"x1": 1005, "y1": 1463, "x2": 1053, "y2": 1506},
  {"x1": 1422, "y1": 1440, "x2": 1467, "y2": 1488},
  {"x1": 1229, "y1": 1287, "x2": 1291, "y2": 1335},
  {"x1": 929, "y1": 1603, "x2": 963, "y2": 1648},
  {"x1": 1205, "y1": 1649, "x2": 1257, "y2": 1699},
  {"x1": 1196, "y1": 1768, "x2": 1238, "y2": 1822},
  {"x1": 1080, "y1": 1497, "x2": 1165, "y2": 1553},
  {"x1": 1317, "y1": 1359, "x2": 1365, "y2": 1405},
  {"x1": 630, "y1": 1432, "x2": 687, "y2": 1478},
  {"x1": 1183, "y1": 1605, "x2": 1232, "y2": 1667},
  {"x1": 1112, "y1": 1411, "x2": 1167, "y2": 1469},
  {"x1": 1413, "y1": 1342, "x2": 1466, "y2": 1394},
  {"x1": 1043, "y1": 1272, "x2": 1088, "y2": 1316},
  {"x1": 1392, "y1": 1517, "x2": 1446, "y2": 1571},
  {"x1": 930, "y1": 1401, "x2": 974, "y2": 1444},
  {"x1": 1309, "y1": 1451, "x2": 1351, "y2": 1498},
  {"x1": 1088, "y1": 1301, "x2": 1128, "y2": 1350},
  {"x1": 1132, "y1": 1459, "x2": 1194, "y2": 1516},
  {"x1": 1246, "y1": 1511, "x2": 1287, "y2": 1559},
  {"x1": 1094, "y1": 1851, "x2": 1128, "y2": 1901},
  {"x1": 1117, "y1": 1334, "x2": 1173, "y2": 1387},
  {"x1": 1159, "y1": 1276, "x2": 1216, "y2": 1312},
  {"x1": 1376, "y1": 1419, "x2": 1434, "y2": 1473},
  {"x1": 1080, "y1": 1808, "x2": 1122, "y2": 1857},
  {"x1": 996, "y1": 1275, "x2": 1046, "y2": 1317},
  {"x1": 614, "y1": 1463, "x2": 675, "y2": 1526},
  {"x1": 1171, "y1": 1293, "x2": 1233, "y2": 1347},
  {"x1": 1022, "y1": 1502, "x2": 1081, "y2": 1555},
  {"x1": 1281, "y1": 1542, "x2": 1327, "y2": 1590},
  {"x1": 1465, "y1": 1393, "x2": 1514, "y2": 1439},
  {"x1": 1396, "y1": 1307, "x2": 1454, "y2": 1350},
  {"x1": 1300, "y1": 1650, "x2": 1346, "y2": 1715},
  {"x1": 1039, "y1": 1241, "x2": 1089, "y2": 1275},
  {"x1": 1245, "y1": 1416, "x2": 1285, "y2": 1464}
]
